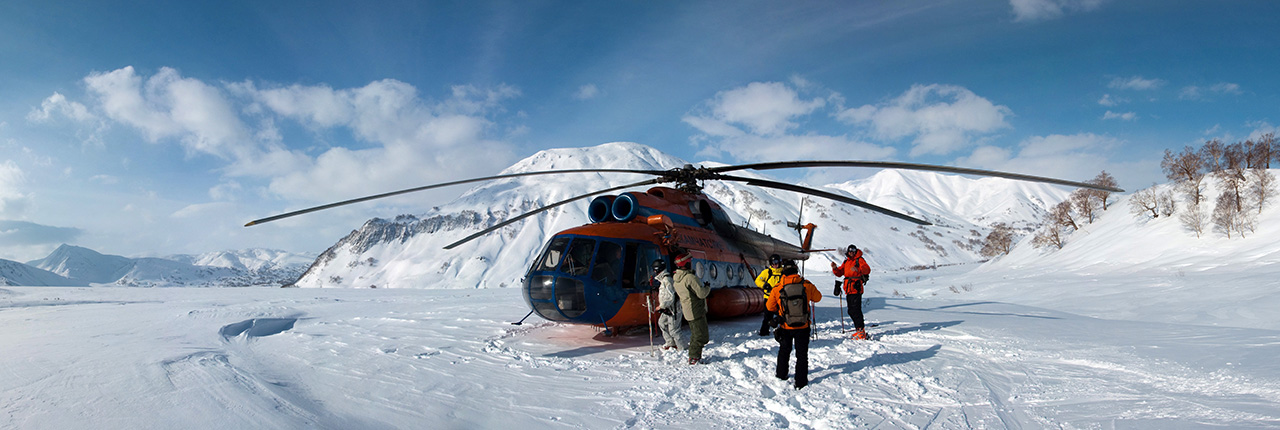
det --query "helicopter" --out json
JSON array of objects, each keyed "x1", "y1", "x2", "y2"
[{"x1": 246, "y1": 159, "x2": 1123, "y2": 333}]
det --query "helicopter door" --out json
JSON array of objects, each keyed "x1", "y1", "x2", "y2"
[
  {"x1": 629, "y1": 243, "x2": 661, "y2": 290},
  {"x1": 591, "y1": 241, "x2": 623, "y2": 286}
]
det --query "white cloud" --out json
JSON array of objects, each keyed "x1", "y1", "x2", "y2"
[
  {"x1": 1102, "y1": 110, "x2": 1137, "y2": 121},
  {"x1": 0, "y1": 161, "x2": 30, "y2": 218},
  {"x1": 83, "y1": 66, "x2": 253, "y2": 159},
  {"x1": 59, "y1": 66, "x2": 523, "y2": 207},
  {"x1": 1109, "y1": 76, "x2": 1165, "y2": 91},
  {"x1": 1211, "y1": 82, "x2": 1242, "y2": 94},
  {"x1": 1097, "y1": 94, "x2": 1121, "y2": 107},
  {"x1": 1182, "y1": 82, "x2": 1242, "y2": 100},
  {"x1": 573, "y1": 84, "x2": 600, "y2": 100},
  {"x1": 685, "y1": 81, "x2": 893, "y2": 162},
  {"x1": 1010, "y1": 0, "x2": 1107, "y2": 22},
  {"x1": 953, "y1": 133, "x2": 1152, "y2": 187},
  {"x1": 234, "y1": 79, "x2": 520, "y2": 203},
  {"x1": 691, "y1": 81, "x2": 825, "y2": 137},
  {"x1": 836, "y1": 84, "x2": 1012, "y2": 157},
  {"x1": 27, "y1": 92, "x2": 96, "y2": 123}
]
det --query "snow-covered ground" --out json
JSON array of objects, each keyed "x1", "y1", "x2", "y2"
[{"x1": 4, "y1": 270, "x2": 1278, "y2": 429}]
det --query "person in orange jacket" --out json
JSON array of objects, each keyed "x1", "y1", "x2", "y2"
[
  {"x1": 765, "y1": 261, "x2": 823, "y2": 389},
  {"x1": 831, "y1": 244, "x2": 871, "y2": 339}
]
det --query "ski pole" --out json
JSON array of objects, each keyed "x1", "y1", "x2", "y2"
[{"x1": 837, "y1": 280, "x2": 846, "y2": 333}]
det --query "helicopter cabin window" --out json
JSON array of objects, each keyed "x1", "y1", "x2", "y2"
[
  {"x1": 739, "y1": 265, "x2": 747, "y2": 281},
  {"x1": 592, "y1": 241, "x2": 624, "y2": 287},
  {"x1": 536, "y1": 237, "x2": 571, "y2": 272},
  {"x1": 631, "y1": 243, "x2": 661, "y2": 290},
  {"x1": 725, "y1": 263, "x2": 735, "y2": 280},
  {"x1": 560, "y1": 238, "x2": 595, "y2": 277},
  {"x1": 709, "y1": 262, "x2": 718, "y2": 279}
]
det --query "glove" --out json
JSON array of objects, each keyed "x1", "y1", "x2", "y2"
[
  {"x1": 833, "y1": 280, "x2": 842, "y2": 296},
  {"x1": 658, "y1": 308, "x2": 672, "y2": 316},
  {"x1": 860, "y1": 275, "x2": 869, "y2": 283}
]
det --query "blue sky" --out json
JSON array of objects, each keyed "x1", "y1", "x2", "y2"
[{"x1": 2, "y1": 0, "x2": 1278, "y2": 261}]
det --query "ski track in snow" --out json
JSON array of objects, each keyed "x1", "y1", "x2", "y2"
[{"x1": 2, "y1": 286, "x2": 1279, "y2": 429}]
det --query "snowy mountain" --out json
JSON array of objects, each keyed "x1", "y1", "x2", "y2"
[
  {"x1": 23, "y1": 244, "x2": 315, "y2": 287},
  {"x1": 0, "y1": 258, "x2": 81, "y2": 286},
  {"x1": 295, "y1": 142, "x2": 1073, "y2": 289}
]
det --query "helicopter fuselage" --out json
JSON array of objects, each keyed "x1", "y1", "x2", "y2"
[{"x1": 521, "y1": 186, "x2": 807, "y2": 329}]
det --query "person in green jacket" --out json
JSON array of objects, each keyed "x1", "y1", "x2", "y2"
[{"x1": 672, "y1": 252, "x2": 710, "y2": 365}]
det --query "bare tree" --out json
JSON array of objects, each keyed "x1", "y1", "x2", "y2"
[
  {"x1": 1049, "y1": 200, "x2": 1079, "y2": 231},
  {"x1": 1162, "y1": 146, "x2": 1204, "y2": 182},
  {"x1": 1071, "y1": 189, "x2": 1099, "y2": 224},
  {"x1": 1158, "y1": 190, "x2": 1177, "y2": 217},
  {"x1": 1129, "y1": 187, "x2": 1160, "y2": 218},
  {"x1": 1090, "y1": 171, "x2": 1119, "y2": 210},
  {"x1": 1179, "y1": 201, "x2": 1204, "y2": 238},
  {"x1": 1223, "y1": 141, "x2": 1247, "y2": 171},
  {"x1": 1201, "y1": 138, "x2": 1225, "y2": 173},
  {"x1": 1248, "y1": 168, "x2": 1277, "y2": 214},
  {"x1": 1214, "y1": 164, "x2": 1247, "y2": 213},
  {"x1": 979, "y1": 223, "x2": 1015, "y2": 258},
  {"x1": 1257, "y1": 132, "x2": 1276, "y2": 169},
  {"x1": 1211, "y1": 192, "x2": 1250, "y2": 239},
  {"x1": 1163, "y1": 146, "x2": 1207, "y2": 206},
  {"x1": 1031, "y1": 224, "x2": 1065, "y2": 249}
]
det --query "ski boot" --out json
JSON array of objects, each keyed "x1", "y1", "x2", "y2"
[{"x1": 851, "y1": 329, "x2": 869, "y2": 340}]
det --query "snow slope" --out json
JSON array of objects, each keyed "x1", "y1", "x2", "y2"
[
  {"x1": 2, "y1": 284, "x2": 1276, "y2": 429},
  {"x1": 0, "y1": 258, "x2": 80, "y2": 286}
]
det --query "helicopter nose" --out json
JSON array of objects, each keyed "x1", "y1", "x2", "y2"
[{"x1": 525, "y1": 274, "x2": 592, "y2": 322}]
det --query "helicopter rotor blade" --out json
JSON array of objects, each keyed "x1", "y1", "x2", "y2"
[
  {"x1": 707, "y1": 161, "x2": 1125, "y2": 193},
  {"x1": 443, "y1": 178, "x2": 666, "y2": 250},
  {"x1": 712, "y1": 174, "x2": 931, "y2": 226},
  {"x1": 244, "y1": 168, "x2": 666, "y2": 227}
]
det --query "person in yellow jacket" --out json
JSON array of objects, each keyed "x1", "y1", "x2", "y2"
[
  {"x1": 765, "y1": 261, "x2": 823, "y2": 389},
  {"x1": 753, "y1": 254, "x2": 784, "y2": 336}
]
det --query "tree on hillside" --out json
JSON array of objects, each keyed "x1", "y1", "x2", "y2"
[
  {"x1": 1049, "y1": 200, "x2": 1079, "y2": 231},
  {"x1": 1031, "y1": 223, "x2": 1065, "y2": 249},
  {"x1": 1071, "y1": 189, "x2": 1100, "y2": 224},
  {"x1": 1180, "y1": 201, "x2": 1205, "y2": 238},
  {"x1": 979, "y1": 223, "x2": 1015, "y2": 258},
  {"x1": 1162, "y1": 146, "x2": 1207, "y2": 206},
  {"x1": 1158, "y1": 190, "x2": 1177, "y2": 217},
  {"x1": 1090, "y1": 171, "x2": 1118, "y2": 210},
  {"x1": 1258, "y1": 132, "x2": 1276, "y2": 168},
  {"x1": 1211, "y1": 191, "x2": 1255, "y2": 239},
  {"x1": 1201, "y1": 139, "x2": 1225, "y2": 173},
  {"x1": 1129, "y1": 187, "x2": 1161, "y2": 218},
  {"x1": 1248, "y1": 169, "x2": 1277, "y2": 214},
  {"x1": 1214, "y1": 164, "x2": 1247, "y2": 213}
]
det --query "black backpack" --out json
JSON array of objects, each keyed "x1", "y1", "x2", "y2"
[{"x1": 779, "y1": 281, "x2": 810, "y2": 326}]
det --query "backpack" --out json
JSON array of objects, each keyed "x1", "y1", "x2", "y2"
[{"x1": 779, "y1": 281, "x2": 810, "y2": 327}]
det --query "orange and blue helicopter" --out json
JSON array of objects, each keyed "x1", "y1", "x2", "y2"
[{"x1": 247, "y1": 160, "x2": 1122, "y2": 332}]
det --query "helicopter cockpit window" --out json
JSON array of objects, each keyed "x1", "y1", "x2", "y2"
[
  {"x1": 632, "y1": 243, "x2": 661, "y2": 289},
  {"x1": 561, "y1": 238, "x2": 596, "y2": 277},
  {"x1": 592, "y1": 241, "x2": 624, "y2": 286},
  {"x1": 536, "y1": 237, "x2": 571, "y2": 272}
]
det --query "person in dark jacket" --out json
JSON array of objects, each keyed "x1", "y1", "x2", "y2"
[{"x1": 765, "y1": 262, "x2": 822, "y2": 389}]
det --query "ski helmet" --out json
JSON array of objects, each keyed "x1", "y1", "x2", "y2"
[
  {"x1": 675, "y1": 253, "x2": 692, "y2": 268},
  {"x1": 768, "y1": 254, "x2": 782, "y2": 266},
  {"x1": 651, "y1": 259, "x2": 666, "y2": 273},
  {"x1": 781, "y1": 260, "x2": 799, "y2": 275},
  {"x1": 846, "y1": 244, "x2": 858, "y2": 255}
]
